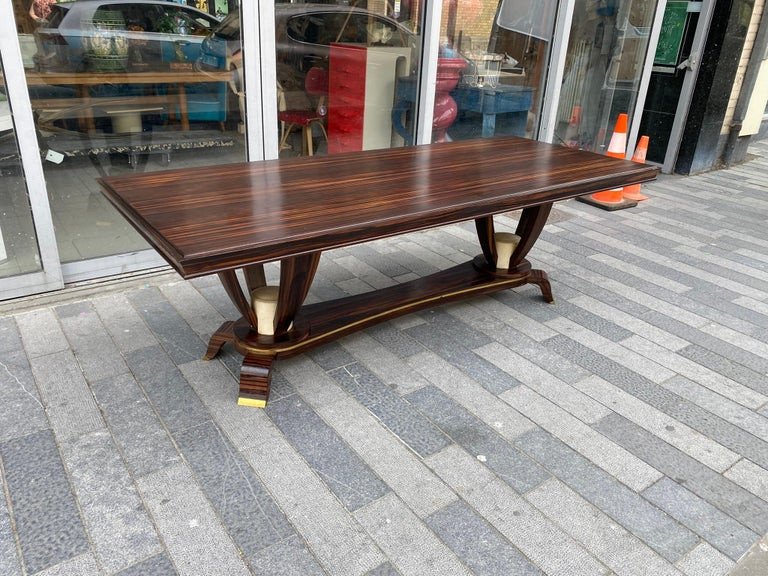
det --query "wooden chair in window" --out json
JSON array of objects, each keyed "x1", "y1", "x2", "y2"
[{"x1": 277, "y1": 67, "x2": 328, "y2": 156}]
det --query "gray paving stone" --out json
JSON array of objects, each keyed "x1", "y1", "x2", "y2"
[
  {"x1": 406, "y1": 350, "x2": 536, "y2": 441},
  {"x1": 174, "y1": 420, "x2": 295, "y2": 557},
  {"x1": 545, "y1": 319, "x2": 676, "y2": 384},
  {"x1": 477, "y1": 343, "x2": 611, "y2": 424},
  {"x1": 0, "y1": 348, "x2": 47, "y2": 443},
  {"x1": 514, "y1": 428, "x2": 698, "y2": 562},
  {"x1": 641, "y1": 311, "x2": 768, "y2": 375},
  {"x1": 240, "y1": 423, "x2": 385, "y2": 576},
  {"x1": 550, "y1": 298, "x2": 636, "y2": 342},
  {"x1": 622, "y1": 336, "x2": 766, "y2": 409},
  {"x1": 308, "y1": 341, "x2": 356, "y2": 371},
  {"x1": 125, "y1": 345, "x2": 209, "y2": 433},
  {"x1": 526, "y1": 478, "x2": 683, "y2": 576},
  {"x1": 566, "y1": 294, "x2": 691, "y2": 352},
  {"x1": 418, "y1": 307, "x2": 493, "y2": 349},
  {"x1": 158, "y1": 281, "x2": 224, "y2": 338},
  {"x1": 0, "y1": 316, "x2": 22, "y2": 353},
  {"x1": 125, "y1": 286, "x2": 168, "y2": 308},
  {"x1": 129, "y1": 293, "x2": 206, "y2": 365},
  {"x1": 266, "y1": 395, "x2": 389, "y2": 511},
  {"x1": 677, "y1": 344, "x2": 768, "y2": 396},
  {"x1": 543, "y1": 334, "x2": 768, "y2": 471},
  {"x1": 0, "y1": 471, "x2": 21, "y2": 576},
  {"x1": 15, "y1": 308, "x2": 69, "y2": 359},
  {"x1": 365, "y1": 562, "x2": 401, "y2": 576},
  {"x1": 406, "y1": 386, "x2": 549, "y2": 493},
  {"x1": 353, "y1": 493, "x2": 472, "y2": 576},
  {"x1": 91, "y1": 293, "x2": 159, "y2": 354},
  {"x1": 503, "y1": 385, "x2": 662, "y2": 492},
  {"x1": 405, "y1": 323, "x2": 519, "y2": 395},
  {"x1": 426, "y1": 500, "x2": 542, "y2": 576},
  {"x1": 574, "y1": 376, "x2": 739, "y2": 472},
  {"x1": 346, "y1": 244, "x2": 411, "y2": 278},
  {"x1": 364, "y1": 322, "x2": 426, "y2": 359},
  {"x1": 30, "y1": 350, "x2": 105, "y2": 442},
  {"x1": 378, "y1": 248, "x2": 441, "y2": 277},
  {"x1": 442, "y1": 303, "x2": 591, "y2": 384},
  {"x1": 595, "y1": 413, "x2": 768, "y2": 535},
  {"x1": 61, "y1": 430, "x2": 161, "y2": 573},
  {"x1": 114, "y1": 553, "x2": 177, "y2": 576},
  {"x1": 32, "y1": 553, "x2": 100, "y2": 576},
  {"x1": 426, "y1": 445, "x2": 611, "y2": 576},
  {"x1": 56, "y1": 301, "x2": 129, "y2": 383},
  {"x1": 197, "y1": 284, "x2": 240, "y2": 320},
  {"x1": 248, "y1": 534, "x2": 327, "y2": 576},
  {"x1": 89, "y1": 373, "x2": 180, "y2": 477},
  {"x1": 0, "y1": 430, "x2": 89, "y2": 574},
  {"x1": 339, "y1": 332, "x2": 430, "y2": 396},
  {"x1": 136, "y1": 463, "x2": 252, "y2": 576},
  {"x1": 280, "y1": 356, "x2": 457, "y2": 519},
  {"x1": 268, "y1": 369, "x2": 298, "y2": 403},
  {"x1": 642, "y1": 477, "x2": 758, "y2": 561},
  {"x1": 724, "y1": 459, "x2": 768, "y2": 501},
  {"x1": 675, "y1": 543, "x2": 734, "y2": 576},
  {"x1": 661, "y1": 375, "x2": 768, "y2": 442},
  {"x1": 330, "y1": 363, "x2": 451, "y2": 458}
]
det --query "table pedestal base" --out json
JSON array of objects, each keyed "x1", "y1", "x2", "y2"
[{"x1": 204, "y1": 257, "x2": 552, "y2": 407}]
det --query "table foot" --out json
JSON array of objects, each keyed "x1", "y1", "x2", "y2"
[
  {"x1": 237, "y1": 354, "x2": 273, "y2": 408},
  {"x1": 529, "y1": 269, "x2": 554, "y2": 303},
  {"x1": 203, "y1": 321, "x2": 236, "y2": 360}
]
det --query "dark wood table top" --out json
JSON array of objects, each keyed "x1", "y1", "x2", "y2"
[{"x1": 98, "y1": 136, "x2": 658, "y2": 278}]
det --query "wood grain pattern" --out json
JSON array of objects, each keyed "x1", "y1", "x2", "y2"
[{"x1": 98, "y1": 136, "x2": 658, "y2": 278}]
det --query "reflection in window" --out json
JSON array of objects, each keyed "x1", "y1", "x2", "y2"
[
  {"x1": 13, "y1": 0, "x2": 247, "y2": 266},
  {"x1": 554, "y1": 0, "x2": 657, "y2": 153},
  {"x1": 273, "y1": 2, "x2": 423, "y2": 156},
  {"x1": 434, "y1": 0, "x2": 556, "y2": 143},
  {"x1": 0, "y1": 57, "x2": 43, "y2": 278}
]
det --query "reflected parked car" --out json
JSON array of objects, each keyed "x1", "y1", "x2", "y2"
[
  {"x1": 198, "y1": 4, "x2": 418, "y2": 93},
  {"x1": 35, "y1": 0, "x2": 220, "y2": 72}
]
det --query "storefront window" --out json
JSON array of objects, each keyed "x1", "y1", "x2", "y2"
[
  {"x1": 12, "y1": 0, "x2": 246, "y2": 265},
  {"x1": 433, "y1": 0, "x2": 556, "y2": 143},
  {"x1": 0, "y1": 55, "x2": 43, "y2": 278},
  {"x1": 267, "y1": 0, "x2": 422, "y2": 156},
  {"x1": 554, "y1": 0, "x2": 657, "y2": 153}
]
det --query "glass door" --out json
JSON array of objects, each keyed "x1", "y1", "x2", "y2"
[
  {"x1": 0, "y1": 26, "x2": 63, "y2": 299},
  {"x1": 9, "y1": 0, "x2": 249, "y2": 283},
  {"x1": 552, "y1": 0, "x2": 660, "y2": 155},
  {"x1": 263, "y1": 0, "x2": 424, "y2": 157},
  {"x1": 432, "y1": 0, "x2": 558, "y2": 143}
]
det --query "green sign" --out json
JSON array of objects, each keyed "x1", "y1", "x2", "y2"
[{"x1": 654, "y1": 1, "x2": 688, "y2": 66}]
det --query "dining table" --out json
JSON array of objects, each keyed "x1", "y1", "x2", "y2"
[{"x1": 98, "y1": 135, "x2": 658, "y2": 407}]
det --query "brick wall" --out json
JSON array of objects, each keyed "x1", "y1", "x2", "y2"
[{"x1": 722, "y1": 0, "x2": 765, "y2": 134}]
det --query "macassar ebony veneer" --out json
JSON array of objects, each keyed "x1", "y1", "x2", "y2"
[{"x1": 99, "y1": 135, "x2": 657, "y2": 407}]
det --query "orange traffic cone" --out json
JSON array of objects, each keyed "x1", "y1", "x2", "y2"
[
  {"x1": 564, "y1": 105, "x2": 581, "y2": 148},
  {"x1": 623, "y1": 135, "x2": 650, "y2": 201},
  {"x1": 577, "y1": 113, "x2": 638, "y2": 211}
]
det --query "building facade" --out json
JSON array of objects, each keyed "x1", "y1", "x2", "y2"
[{"x1": 0, "y1": 0, "x2": 766, "y2": 300}]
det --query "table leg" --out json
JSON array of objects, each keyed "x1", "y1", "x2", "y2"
[
  {"x1": 509, "y1": 204, "x2": 552, "y2": 268},
  {"x1": 473, "y1": 205, "x2": 554, "y2": 302},
  {"x1": 207, "y1": 254, "x2": 321, "y2": 407},
  {"x1": 238, "y1": 355, "x2": 273, "y2": 408},
  {"x1": 203, "y1": 320, "x2": 235, "y2": 360}
]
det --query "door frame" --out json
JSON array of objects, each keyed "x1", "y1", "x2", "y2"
[
  {"x1": 0, "y1": 0, "x2": 64, "y2": 300},
  {"x1": 660, "y1": 0, "x2": 715, "y2": 173}
]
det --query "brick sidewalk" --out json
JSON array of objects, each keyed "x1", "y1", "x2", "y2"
[{"x1": 1, "y1": 140, "x2": 767, "y2": 576}]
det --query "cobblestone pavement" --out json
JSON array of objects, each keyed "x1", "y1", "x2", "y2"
[{"x1": 1, "y1": 140, "x2": 768, "y2": 576}]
